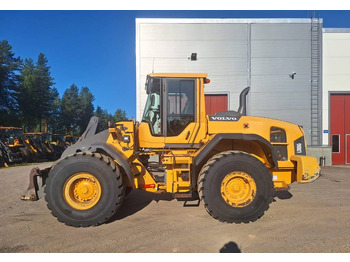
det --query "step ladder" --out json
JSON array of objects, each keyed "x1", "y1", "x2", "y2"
[{"x1": 310, "y1": 17, "x2": 321, "y2": 146}]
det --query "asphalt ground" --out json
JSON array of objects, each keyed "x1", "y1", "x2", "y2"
[{"x1": 0, "y1": 163, "x2": 349, "y2": 253}]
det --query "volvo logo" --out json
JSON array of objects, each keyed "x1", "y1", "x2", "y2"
[{"x1": 209, "y1": 116, "x2": 239, "y2": 121}]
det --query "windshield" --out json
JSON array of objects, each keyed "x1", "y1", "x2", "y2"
[{"x1": 142, "y1": 77, "x2": 162, "y2": 136}]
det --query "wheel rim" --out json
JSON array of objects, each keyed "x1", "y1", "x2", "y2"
[
  {"x1": 63, "y1": 173, "x2": 101, "y2": 210},
  {"x1": 220, "y1": 171, "x2": 256, "y2": 208}
]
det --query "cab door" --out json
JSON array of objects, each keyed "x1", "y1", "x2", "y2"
[{"x1": 163, "y1": 78, "x2": 200, "y2": 148}]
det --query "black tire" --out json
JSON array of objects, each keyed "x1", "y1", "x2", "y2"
[
  {"x1": 198, "y1": 150, "x2": 274, "y2": 223},
  {"x1": 45, "y1": 152, "x2": 125, "y2": 227}
]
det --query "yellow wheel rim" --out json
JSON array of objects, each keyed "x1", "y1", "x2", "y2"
[
  {"x1": 220, "y1": 171, "x2": 256, "y2": 208},
  {"x1": 63, "y1": 173, "x2": 102, "y2": 210}
]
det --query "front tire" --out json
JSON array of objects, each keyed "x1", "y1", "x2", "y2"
[
  {"x1": 45, "y1": 152, "x2": 125, "y2": 227},
  {"x1": 198, "y1": 151, "x2": 274, "y2": 223}
]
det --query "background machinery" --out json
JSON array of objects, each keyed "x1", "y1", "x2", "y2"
[
  {"x1": 0, "y1": 127, "x2": 26, "y2": 165},
  {"x1": 22, "y1": 73, "x2": 320, "y2": 227},
  {"x1": 0, "y1": 127, "x2": 76, "y2": 167}
]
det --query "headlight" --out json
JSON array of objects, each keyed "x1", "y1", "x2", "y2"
[
  {"x1": 270, "y1": 127, "x2": 286, "y2": 143},
  {"x1": 123, "y1": 135, "x2": 130, "y2": 143},
  {"x1": 270, "y1": 127, "x2": 288, "y2": 161}
]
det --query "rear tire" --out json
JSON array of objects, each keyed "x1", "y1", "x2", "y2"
[
  {"x1": 45, "y1": 152, "x2": 125, "y2": 227},
  {"x1": 198, "y1": 151, "x2": 274, "y2": 223}
]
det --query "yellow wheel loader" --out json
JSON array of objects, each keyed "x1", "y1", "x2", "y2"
[
  {"x1": 24, "y1": 132, "x2": 57, "y2": 161},
  {"x1": 21, "y1": 73, "x2": 320, "y2": 227},
  {"x1": 0, "y1": 127, "x2": 25, "y2": 164}
]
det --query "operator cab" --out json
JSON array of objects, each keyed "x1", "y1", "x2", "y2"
[
  {"x1": 143, "y1": 75, "x2": 196, "y2": 137},
  {"x1": 139, "y1": 74, "x2": 208, "y2": 148}
]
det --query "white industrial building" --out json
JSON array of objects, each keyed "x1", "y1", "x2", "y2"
[
  {"x1": 135, "y1": 18, "x2": 350, "y2": 165},
  {"x1": 322, "y1": 28, "x2": 350, "y2": 165}
]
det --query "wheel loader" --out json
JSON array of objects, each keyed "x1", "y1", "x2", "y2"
[
  {"x1": 0, "y1": 127, "x2": 25, "y2": 164},
  {"x1": 24, "y1": 132, "x2": 58, "y2": 161},
  {"x1": 21, "y1": 73, "x2": 320, "y2": 227}
]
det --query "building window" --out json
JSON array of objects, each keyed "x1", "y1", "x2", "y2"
[{"x1": 332, "y1": 134, "x2": 340, "y2": 153}]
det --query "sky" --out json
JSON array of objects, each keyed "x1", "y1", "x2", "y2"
[{"x1": 1, "y1": 9, "x2": 350, "y2": 118}]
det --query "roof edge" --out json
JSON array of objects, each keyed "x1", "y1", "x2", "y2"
[
  {"x1": 323, "y1": 28, "x2": 350, "y2": 33},
  {"x1": 136, "y1": 18, "x2": 323, "y2": 24}
]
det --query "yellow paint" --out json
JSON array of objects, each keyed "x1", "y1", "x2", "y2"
[
  {"x1": 290, "y1": 155, "x2": 321, "y2": 183},
  {"x1": 106, "y1": 121, "x2": 136, "y2": 159},
  {"x1": 63, "y1": 173, "x2": 102, "y2": 210},
  {"x1": 131, "y1": 158, "x2": 158, "y2": 192},
  {"x1": 220, "y1": 172, "x2": 257, "y2": 207}
]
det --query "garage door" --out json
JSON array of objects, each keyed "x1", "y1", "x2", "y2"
[
  {"x1": 330, "y1": 94, "x2": 350, "y2": 165},
  {"x1": 205, "y1": 94, "x2": 228, "y2": 115}
]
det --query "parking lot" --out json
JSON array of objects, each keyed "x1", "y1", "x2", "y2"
[{"x1": 0, "y1": 163, "x2": 349, "y2": 253}]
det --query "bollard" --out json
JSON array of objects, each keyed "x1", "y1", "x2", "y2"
[{"x1": 319, "y1": 156, "x2": 326, "y2": 166}]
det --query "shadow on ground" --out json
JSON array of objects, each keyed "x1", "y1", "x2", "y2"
[
  {"x1": 219, "y1": 241, "x2": 241, "y2": 253},
  {"x1": 106, "y1": 189, "x2": 174, "y2": 223},
  {"x1": 274, "y1": 190, "x2": 293, "y2": 200}
]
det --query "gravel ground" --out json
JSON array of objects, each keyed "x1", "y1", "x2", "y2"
[{"x1": 0, "y1": 163, "x2": 349, "y2": 253}]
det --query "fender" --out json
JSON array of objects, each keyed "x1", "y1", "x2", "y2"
[
  {"x1": 89, "y1": 142, "x2": 135, "y2": 188},
  {"x1": 194, "y1": 133, "x2": 279, "y2": 169},
  {"x1": 59, "y1": 115, "x2": 135, "y2": 188}
]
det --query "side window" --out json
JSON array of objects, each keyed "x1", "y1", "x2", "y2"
[
  {"x1": 332, "y1": 134, "x2": 340, "y2": 153},
  {"x1": 166, "y1": 79, "x2": 195, "y2": 136},
  {"x1": 142, "y1": 78, "x2": 162, "y2": 136}
]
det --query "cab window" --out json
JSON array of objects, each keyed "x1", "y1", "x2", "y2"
[
  {"x1": 166, "y1": 79, "x2": 195, "y2": 136},
  {"x1": 142, "y1": 78, "x2": 162, "y2": 136}
]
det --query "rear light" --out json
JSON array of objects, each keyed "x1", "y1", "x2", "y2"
[
  {"x1": 142, "y1": 184, "x2": 156, "y2": 189},
  {"x1": 204, "y1": 78, "x2": 210, "y2": 84}
]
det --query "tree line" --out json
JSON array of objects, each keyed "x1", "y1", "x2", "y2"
[{"x1": 0, "y1": 40, "x2": 127, "y2": 136}]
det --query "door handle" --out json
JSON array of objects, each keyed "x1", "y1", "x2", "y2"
[{"x1": 185, "y1": 131, "x2": 190, "y2": 140}]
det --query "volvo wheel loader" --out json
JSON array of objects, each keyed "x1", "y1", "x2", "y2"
[{"x1": 21, "y1": 73, "x2": 320, "y2": 227}]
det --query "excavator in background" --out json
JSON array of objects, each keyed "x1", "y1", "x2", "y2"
[{"x1": 21, "y1": 73, "x2": 320, "y2": 227}]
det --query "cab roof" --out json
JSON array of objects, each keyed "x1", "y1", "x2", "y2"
[{"x1": 147, "y1": 73, "x2": 208, "y2": 78}]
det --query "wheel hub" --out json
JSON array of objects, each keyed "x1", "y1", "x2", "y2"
[
  {"x1": 64, "y1": 173, "x2": 101, "y2": 210},
  {"x1": 221, "y1": 171, "x2": 256, "y2": 207}
]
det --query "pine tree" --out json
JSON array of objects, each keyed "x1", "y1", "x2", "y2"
[
  {"x1": 16, "y1": 53, "x2": 55, "y2": 132},
  {"x1": 113, "y1": 109, "x2": 127, "y2": 122},
  {"x1": 77, "y1": 87, "x2": 95, "y2": 134},
  {"x1": 47, "y1": 87, "x2": 61, "y2": 133},
  {"x1": 16, "y1": 58, "x2": 37, "y2": 131},
  {"x1": 94, "y1": 106, "x2": 113, "y2": 131},
  {"x1": 0, "y1": 40, "x2": 22, "y2": 126},
  {"x1": 60, "y1": 84, "x2": 79, "y2": 134},
  {"x1": 34, "y1": 53, "x2": 55, "y2": 131}
]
